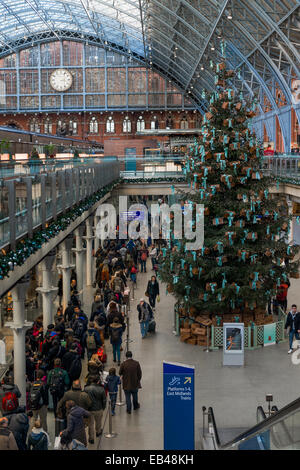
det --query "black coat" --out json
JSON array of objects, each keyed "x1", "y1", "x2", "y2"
[
  {"x1": 4, "y1": 408, "x2": 29, "y2": 450},
  {"x1": 146, "y1": 280, "x2": 159, "y2": 297},
  {"x1": 65, "y1": 406, "x2": 90, "y2": 447},
  {"x1": 285, "y1": 311, "x2": 300, "y2": 330},
  {"x1": 84, "y1": 384, "x2": 107, "y2": 411},
  {"x1": 61, "y1": 351, "x2": 78, "y2": 375}
]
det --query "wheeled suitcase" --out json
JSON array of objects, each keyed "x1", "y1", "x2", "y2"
[{"x1": 148, "y1": 319, "x2": 156, "y2": 333}]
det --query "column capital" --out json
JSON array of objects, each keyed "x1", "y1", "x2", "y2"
[
  {"x1": 5, "y1": 321, "x2": 33, "y2": 332},
  {"x1": 57, "y1": 264, "x2": 75, "y2": 271},
  {"x1": 36, "y1": 286, "x2": 58, "y2": 295},
  {"x1": 72, "y1": 247, "x2": 86, "y2": 254}
]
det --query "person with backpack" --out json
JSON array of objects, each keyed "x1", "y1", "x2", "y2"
[
  {"x1": 109, "y1": 317, "x2": 124, "y2": 366},
  {"x1": 0, "y1": 376, "x2": 21, "y2": 416},
  {"x1": 84, "y1": 375, "x2": 107, "y2": 444},
  {"x1": 83, "y1": 322, "x2": 102, "y2": 361},
  {"x1": 105, "y1": 368, "x2": 121, "y2": 416},
  {"x1": 47, "y1": 358, "x2": 70, "y2": 417},
  {"x1": 64, "y1": 301, "x2": 75, "y2": 326},
  {"x1": 137, "y1": 298, "x2": 153, "y2": 339},
  {"x1": 0, "y1": 417, "x2": 18, "y2": 450},
  {"x1": 27, "y1": 418, "x2": 51, "y2": 450},
  {"x1": 46, "y1": 339, "x2": 66, "y2": 370},
  {"x1": 28, "y1": 369, "x2": 49, "y2": 432},
  {"x1": 72, "y1": 309, "x2": 88, "y2": 358},
  {"x1": 139, "y1": 248, "x2": 148, "y2": 273},
  {"x1": 112, "y1": 272, "x2": 125, "y2": 294},
  {"x1": 61, "y1": 346, "x2": 82, "y2": 384}
]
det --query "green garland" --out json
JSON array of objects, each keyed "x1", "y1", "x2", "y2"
[
  {"x1": 0, "y1": 179, "x2": 121, "y2": 280},
  {"x1": 275, "y1": 176, "x2": 300, "y2": 186},
  {"x1": 122, "y1": 177, "x2": 186, "y2": 183}
]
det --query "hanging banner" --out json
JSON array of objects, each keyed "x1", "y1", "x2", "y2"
[
  {"x1": 264, "y1": 323, "x2": 276, "y2": 346},
  {"x1": 163, "y1": 361, "x2": 195, "y2": 450}
]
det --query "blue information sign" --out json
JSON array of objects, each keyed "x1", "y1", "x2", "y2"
[{"x1": 163, "y1": 361, "x2": 195, "y2": 450}]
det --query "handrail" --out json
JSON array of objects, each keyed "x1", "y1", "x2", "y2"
[
  {"x1": 207, "y1": 407, "x2": 221, "y2": 449},
  {"x1": 219, "y1": 396, "x2": 300, "y2": 449}
]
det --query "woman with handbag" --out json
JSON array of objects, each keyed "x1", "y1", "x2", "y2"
[{"x1": 145, "y1": 275, "x2": 160, "y2": 311}]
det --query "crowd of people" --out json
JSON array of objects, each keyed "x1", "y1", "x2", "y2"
[{"x1": 0, "y1": 234, "x2": 162, "y2": 450}]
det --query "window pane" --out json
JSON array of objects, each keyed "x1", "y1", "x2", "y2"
[
  {"x1": 20, "y1": 96, "x2": 39, "y2": 109},
  {"x1": 20, "y1": 47, "x2": 39, "y2": 67},
  {"x1": 128, "y1": 94, "x2": 146, "y2": 107},
  {"x1": 167, "y1": 93, "x2": 182, "y2": 108},
  {"x1": 85, "y1": 68, "x2": 105, "y2": 92},
  {"x1": 40, "y1": 42, "x2": 60, "y2": 66},
  {"x1": 41, "y1": 95, "x2": 61, "y2": 109},
  {"x1": 20, "y1": 71, "x2": 39, "y2": 94},
  {"x1": 63, "y1": 41, "x2": 83, "y2": 66},
  {"x1": 107, "y1": 68, "x2": 126, "y2": 92},
  {"x1": 85, "y1": 45, "x2": 105, "y2": 66},
  {"x1": 107, "y1": 94, "x2": 126, "y2": 107},
  {"x1": 63, "y1": 95, "x2": 83, "y2": 108},
  {"x1": 148, "y1": 71, "x2": 165, "y2": 92},
  {"x1": 149, "y1": 94, "x2": 165, "y2": 107},
  {"x1": 0, "y1": 71, "x2": 17, "y2": 94},
  {"x1": 128, "y1": 68, "x2": 146, "y2": 92},
  {"x1": 86, "y1": 94, "x2": 105, "y2": 108}
]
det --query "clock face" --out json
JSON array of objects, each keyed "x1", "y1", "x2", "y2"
[{"x1": 49, "y1": 69, "x2": 73, "y2": 92}]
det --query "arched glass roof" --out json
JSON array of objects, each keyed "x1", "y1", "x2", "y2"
[{"x1": 0, "y1": 0, "x2": 299, "y2": 111}]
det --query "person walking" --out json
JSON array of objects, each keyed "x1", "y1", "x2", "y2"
[
  {"x1": 149, "y1": 245, "x2": 158, "y2": 270},
  {"x1": 56, "y1": 380, "x2": 92, "y2": 421},
  {"x1": 105, "y1": 368, "x2": 121, "y2": 416},
  {"x1": 28, "y1": 369, "x2": 49, "y2": 432},
  {"x1": 84, "y1": 375, "x2": 107, "y2": 444},
  {"x1": 119, "y1": 351, "x2": 142, "y2": 414},
  {"x1": 139, "y1": 248, "x2": 148, "y2": 273},
  {"x1": 109, "y1": 317, "x2": 124, "y2": 366},
  {"x1": 137, "y1": 298, "x2": 153, "y2": 339},
  {"x1": 27, "y1": 418, "x2": 51, "y2": 450},
  {"x1": 47, "y1": 358, "x2": 70, "y2": 417},
  {"x1": 285, "y1": 304, "x2": 300, "y2": 353},
  {"x1": 0, "y1": 417, "x2": 18, "y2": 450},
  {"x1": 145, "y1": 275, "x2": 160, "y2": 310}
]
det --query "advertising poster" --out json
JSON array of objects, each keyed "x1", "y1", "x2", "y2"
[
  {"x1": 163, "y1": 361, "x2": 195, "y2": 450},
  {"x1": 225, "y1": 326, "x2": 242, "y2": 352},
  {"x1": 264, "y1": 323, "x2": 276, "y2": 346}
]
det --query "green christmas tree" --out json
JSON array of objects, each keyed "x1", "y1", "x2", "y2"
[{"x1": 158, "y1": 58, "x2": 299, "y2": 316}]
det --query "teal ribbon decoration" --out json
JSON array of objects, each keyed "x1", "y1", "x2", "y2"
[
  {"x1": 224, "y1": 135, "x2": 229, "y2": 144},
  {"x1": 217, "y1": 257, "x2": 223, "y2": 266},
  {"x1": 243, "y1": 194, "x2": 247, "y2": 202},
  {"x1": 228, "y1": 216, "x2": 233, "y2": 227},
  {"x1": 297, "y1": 217, "x2": 300, "y2": 224},
  {"x1": 253, "y1": 272, "x2": 259, "y2": 281},
  {"x1": 224, "y1": 148, "x2": 229, "y2": 158},
  {"x1": 162, "y1": 248, "x2": 167, "y2": 257},
  {"x1": 228, "y1": 118, "x2": 233, "y2": 127},
  {"x1": 183, "y1": 167, "x2": 187, "y2": 175},
  {"x1": 251, "y1": 281, "x2": 257, "y2": 290},
  {"x1": 246, "y1": 210, "x2": 251, "y2": 221},
  {"x1": 252, "y1": 232, "x2": 257, "y2": 241},
  {"x1": 235, "y1": 285, "x2": 240, "y2": 294},
  {"x1": 233, "y1": 142, "x2": 238, "y2": 150},
  {"x1": 241, "y1": 251, "x2": 246, "y2": 262},
  {"x1": 235, "y1": 132, "x2": 239, "y2": 141},
  {"x1": 198, "y1": 268, "x2": 202, "y2": 279},
  {"x1": 220, "y1": 160, "x2": 226, "y2": 170},
  {"x1": 270, "y1": 269, "x2": 275, "y2": 277},
  {"x1": 228, "y1": 232, "x2": 234, "y2": 245},
  {"x1": 225, "y1": 175, "x2": 231, "y2": 189},
  {"x1": 230, "y1": 300, "x2": 235, "y2": 309},
  {"x1": 185, "y1": 285, "x2": 191, "y2": 295},
  {"x1": 247, "y1": 168, "x2": 251, "y2": 177},
  {"x1": 215, "y1": 218, "x2": 219, "y2": 226},
  {"x1": 276, "y1": 180, "x2": 280, "y2": 190},
  {"x1": 204, "y1": 167, "x2": 209, "y2": 177},
  {"x1": 266, "y1": 225, "x2": 270, "y2": 235},
  {"x1": 255, "y1": 172, "x2": 261, "y2": 180},
  {"x1": 216, "y1": 315, "x2": 221, "y2": 326},
  {"x1": 282, "y1": 273, "x2": 287, "y2": 282},
  {"x1": 181, "y1": 259, "x2": 185, "y2": 269},
  {"x1": 171, "y1": 185, "x2": 175, "y2": 194},
  {"x1": 287, "y1": 246, "x2": 291, "y2": 255},
  {"x1": 233, "y1": 163, "x2": 238, "y2": 174},
  {"x1": 240, "y1": 177, "x2": 247, "y2": 184},
  {"x1": 228, "y1": 89, "x2": 233, "y2": 99},
  {"x1": 243, "y1": 153, "x2": 248, "y2": 162},
  {"x1": 274, "y1": 212, "x2": 278, "y2": 221},
  {"x1": 218, "y1": 294, "x2": 222, "y2": 302},
  {"x1": 202, "y1": 177, "x2": 207, "y2": 189},
  {"x1": 253, "y1": 215, "x2": 257, "y2": 224},
  {"x1": 199, "y1": 189, "x2": 205, "y2": 200},
  {"x1": 192, "y1": 251, "x2": 197, "y2": 261},
  {"x1": 277, "y1": 258, "x2": 281, "y2": 266},
  {"x1": 264, "y1": 210, "x2": 269, "y2": 217},
  {"x1": 211, "y1": 186, "x2": 216, "y2": 196},
  {"x1": 173, "y1": 275, "x2": 179, "y2": 284},
  {"x1": 204, "y1": 293, "x2": 208, "y2": 302},
  {"x1": 277, "y1": 277, "x2": 281, "y2": 287},
  {"x1": 210, "y1": 283, "x2": 216, "y2": 294},
  {"x1": 170, "y1": 261, "x2": 174, "y2": 271},
  {"x1": 244, "y1": 229, "x2": 249, "y2": 238},
  {"x1": 250, "y1": 254, "x2": 257, "y2": 263},
  {"x1": 216, "y1": 153, "x2": 222, "y2": 162},
  {"x1": 217, "y1": 242, "x2": 224, "y2": 254},
  {"x1": 222, "y1": 274, "x2": 227, "y2": 289}
]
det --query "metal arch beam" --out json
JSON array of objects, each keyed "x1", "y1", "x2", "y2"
[
  {"x1": 78, "y1": 0, "x2": 105, "y2": 47},
  {"x1": 184, "y1": 0, "x2": 230, "y2": 91},
  {"x1": 228, "y1": 43, "x2": 289, "y2": 152},
  {"x1": 241, "y1": 0, "x2": 300, "y2": 69},
  {"x1": 179, "y1": 0, "x2": 212, "y2": 27},
  {"x1": 230, "y1": 17, "x2": 293, "y2": 104},
  {"x1": 138, "y1": 0, "x2": 148, "y2": 63},
  {"x1": 0, "y1": 1, "x2": 32, "y2": 35},
  {"x1": 23, "y1": 0, "x2": 61, "y2": 40}
]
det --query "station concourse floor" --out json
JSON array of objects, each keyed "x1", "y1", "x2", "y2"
[{"x1": 43, "y1": 258, "x2": 300, "y2": 450}]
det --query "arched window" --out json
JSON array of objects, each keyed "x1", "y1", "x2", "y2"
[
  {"x1": 106, "y1": 116, "x2": 115, "y2": 133},
  {"x1": 29, "y1": 117, "x2": 40, "y2": 133},
  {"x1": 57, "y1": 119, "x2": 67, "y2": 136},
  {"x1": 44, "y1": 117, "x2": 52, "y2": 134},
  {"x1": 123, "y1": 116, "x2": 131, "y2": 133},
  {"x1": 150, "y1": 116, "x2": 159, "y2": 130},
  {"x1": 69, "y1": 120, "x2": 78, "y2": 135},
  {"x1": 166, "y1": 115, "x2": 173, "y2": 129},
  {"x1": 180, "y1": 117, "x2": 189, "y2": 129},
  {"x1": 194, "y1": 117, "x2": 201, "y2": 129},
  {"x1": 89, "y1": 117, "x2": 98, "y2": 134},
  {"x1": 137, "y1": 116, "x2": 145, "y2": 132}
]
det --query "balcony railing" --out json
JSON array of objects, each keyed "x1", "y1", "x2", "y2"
[{"x1": 0, "y1": 160, "x2": 120, "y2": 250}]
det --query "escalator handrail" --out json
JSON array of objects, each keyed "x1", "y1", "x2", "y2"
[
  {"x1": 218, "y1": 396, "x2": 300, "y2": 449},
  {"x1": 207, "y1": 407, "x2": 221, "y2": 448},
  {"x1": 256, "y1": 406, "x2": 267, "y2": 422},
  {"x1": 271, "y1": 405, "x2": 294, "y2": 445}
]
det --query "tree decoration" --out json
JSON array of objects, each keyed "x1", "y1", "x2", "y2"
[{"x1": 158, "y1": 62, "x2": 300, "y2": 315}]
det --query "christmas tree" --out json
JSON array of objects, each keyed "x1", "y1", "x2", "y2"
[{"x1": 158, "y1": 56, "x2": 299, "y2": 317}]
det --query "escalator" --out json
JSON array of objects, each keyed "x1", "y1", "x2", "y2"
[{"x1": 204, "y1": 396, "x2": 300, "y2": 450}]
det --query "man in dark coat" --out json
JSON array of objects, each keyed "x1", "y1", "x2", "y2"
[
  {"x1": 64, "y1": 301, "x2": 74, "y2": 325},
  {"x1": 4, "y1": 406, "x2": 29, "y2": 450},
  {"x1": 285, "y1": 303, "x2": 300, "y2": 353},
  {"x1": 57, "y1": 380, "x2": 92, "y2": 421},
  {"x1": 84, "y1": 376, "x2": 107, "y2": 444},
  {"x1": 119, "y1": 351, "x2": 142, "y2": 414}
]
